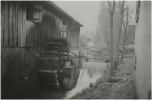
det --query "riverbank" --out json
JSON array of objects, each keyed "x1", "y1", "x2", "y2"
[{"x1": 71, "y1": 53, "x2": 137, "y2": 99}]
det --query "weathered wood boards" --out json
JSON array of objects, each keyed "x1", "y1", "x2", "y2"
[{"x1": 1, "y1": 1, "x2": 80, "y2": 49}]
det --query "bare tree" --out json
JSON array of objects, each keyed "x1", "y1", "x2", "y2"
[
  {"x1": 107, "y1": 1, "x2": 116, "y2": 75},
  {"x1": 114, "y1": 1, "x2": 134, "y2": 67},
  {"x1": 120, "y1": 3, "x2": 134, "y2": 63},
  {"x1": 115, "y1": 1, "x2": 126, "y2": 69},
  {"x1": 95, "y1": 1, "x2": 110, "y2": 48},
  {"x1": 113, "y1": 1, "x2": 134, "y2": 64}
]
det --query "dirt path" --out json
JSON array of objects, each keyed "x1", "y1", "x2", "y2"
[{"x1": 71, "y1": 53, "x2": 137, "y2": 99}]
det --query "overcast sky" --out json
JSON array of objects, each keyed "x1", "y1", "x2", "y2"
[
  {"x1": 54, "y1": 1, "x2": 100, "y2": 34},
  {"x1": 53, "y1": 1, "x2": 136, "y2": 34}
]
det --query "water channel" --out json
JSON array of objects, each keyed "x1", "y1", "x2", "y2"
[{"x1": 32, "y1": 52, "x2": 108, "y2": 99}]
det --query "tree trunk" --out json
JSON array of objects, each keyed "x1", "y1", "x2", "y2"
[
  {"x1": 121, "y1": 35, "x2": 126, "y2": 63},
  {"x1": 115, "y1": 1, "x2": 121, "y2": 69},
  {"x1": 107, "y1": 1, "x2": 115, "y2": 75},
  {"x1": 115, "y1": 1, "x2": 125, "y2": 67},
  {"x1": 110, "y1": 13, "x2": 114, "y2": 75},
  {"x1": 121, "y1": 6, "x2": 128, "y2": 63}
]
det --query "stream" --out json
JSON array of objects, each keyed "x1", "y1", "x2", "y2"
[
  {"x1": 66, "y1": 62, "x2": 107, "y2": 98},
  {"x1": 32, "y1": 52, "x2": 108, "y2": 99}
]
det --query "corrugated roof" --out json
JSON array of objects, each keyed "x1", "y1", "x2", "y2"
[{"x1": 30, "y1": 1, "x2": 83, "y2": 27}]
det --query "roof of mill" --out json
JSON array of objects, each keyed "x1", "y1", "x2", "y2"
[{"x1": 30, "y1": 1, "x2": 83, "y2": 27}]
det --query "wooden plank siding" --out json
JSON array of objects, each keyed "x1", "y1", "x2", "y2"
[
  {"x1": 10, "y1": 1, "x2": 12, "y2": 47},
  {"x1": 17, "y1": 2, "x2": 21, "y2": 47},
  {"x1": 12, "y1": 2, "x2": 16, "y2": 47},
  {"x1": 1, "y1": 2, "x2": 5, "y2": 47},
  {"x1": 15, "y1": 2, "x2": 18, "y2": 47},
  {"x1": 22, "y1": 3, "x2": 26, "y2": 47},
  {"x1": 21, "y1": 1, "x2": 25, "y2": 47},
  {"x1": 1, "y1": 1, "x2": 81, "y2": 49},
  {"x1": 4, "y1": 1, "x2": 9, "y2": 46},
  {"x1": 20, "y1": 2, "x2": 23, "y2": 47}
]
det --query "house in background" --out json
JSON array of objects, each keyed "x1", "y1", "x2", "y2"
[
  {"x1": 82, "y1": 31, "x2": 95, "y2": 47},
  {"x1": 134, "y1": 1, "x2": 151, "y2": 99},
  {"x1": 79, "y1": 35, "x2": 87, "y2": 48},
  {"x1": 127, "y1": 25, "x2": 136, "y2": 49},
  {"x1": 1, "y1": 1, "x2": 83, "y2": 98}
]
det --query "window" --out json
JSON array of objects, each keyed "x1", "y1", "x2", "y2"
[
  {"x1": 33, "y1": 4, "x2": 43, "y2": 22},
  {"x1": 26, "y1": 3, "x2": 43, "y2": 22}
]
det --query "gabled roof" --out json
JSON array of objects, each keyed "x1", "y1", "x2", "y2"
[{"x1": 30, "y1": 1, "x2": 83, "y2": 27}]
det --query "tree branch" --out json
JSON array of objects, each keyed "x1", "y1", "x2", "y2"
[
  {"x1": 122, "y1": 19, "x2": 126, "y2": 28},
  {"x1": 121, "y1": 1, "x2": 125, "y2": 11},
  {"x1": 123, "y1": 7, "x2": 134, "y2": 17},
  {"x1": 128, "y1": 7, "x2": 132, "y2": 12},
  {"x1": 125, "y1": 2, "x2": 132, "y2": 10},
  {"x1": 107, "y1": 7, "x2": 110, "y2": 13},
  {"x1": 123, "y1": 12, "x2": 127, "y2": 17},
  {"x1": 128, "y1": 8, "x2": 134, "y2": 15},
  {"x1": 129, "y1": 15, "x2": 133, "y2": 23},
  {"x1": 107, "y1": 1, "x2": 111, "y2": 12},
  {"x1": 123, "y1": 2, "x2": 132, "y2": 16},
  {"x1": 112, "y1": 1, "x2": 116, "y2": 12},
  {"x1": 124, "y1": 7, "x2": 128, "y2": 12}
]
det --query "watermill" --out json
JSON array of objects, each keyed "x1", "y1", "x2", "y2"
[{"x1": 39, "y1": 37, "x2": 70, "y2": 90}]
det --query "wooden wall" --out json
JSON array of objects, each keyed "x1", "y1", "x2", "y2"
[
  {"x1": 1, "y1": 1, "x2": 80, "y2": 49},
  {"x1": 1, "y1": 1, "x2": 35, "y2": 48}
]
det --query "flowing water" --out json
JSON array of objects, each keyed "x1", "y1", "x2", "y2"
[
  {"x1": 66, "y1": 62, "x2": 107, "y2": 98},
  {"x1": 32, "y1": 52, "x2": 108, "y2": 99}
]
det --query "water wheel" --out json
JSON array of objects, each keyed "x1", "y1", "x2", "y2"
[{"x1": 39, "y1": 37, "x2": 69, "y2": 89}]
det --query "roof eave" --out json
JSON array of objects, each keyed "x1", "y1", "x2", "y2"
[{"x1": 30, "y1": 1, "x2": 83, "y2": 27}]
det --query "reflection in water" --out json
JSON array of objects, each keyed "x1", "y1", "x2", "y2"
[{"x1": 66, "y1": 62, "x2": 107, "y2": 98}]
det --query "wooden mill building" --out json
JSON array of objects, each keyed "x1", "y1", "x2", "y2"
[
  {"x1": 1, "y1": 1, "x2": 83, "y2": 98},
  {"x1": 1, "y1": 1, "x2": 83, "y2": 48}
]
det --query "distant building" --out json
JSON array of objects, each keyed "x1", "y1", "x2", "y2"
[
  {"x1": 126, "y1": 25, "x2": 136, "y2": 49},
  {"x1": 128, "y1": 25, "x2": 136, "y2": 44},
  {"x1": 82, "y1": 31, "x2": 95, "y2": 47},
  {"x1": 79, "y1": 35, "x2": 87, "y2": 47}
]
